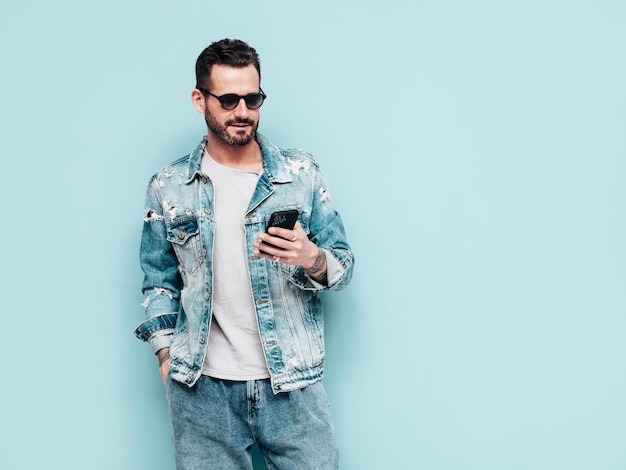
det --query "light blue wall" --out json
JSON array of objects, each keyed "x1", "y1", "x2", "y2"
[{"x1": 1, "y1": 1, "x2": 624, "y2": 469}]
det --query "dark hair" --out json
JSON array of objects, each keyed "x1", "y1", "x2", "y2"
[{"x1": 195, "y1": 39, "x2": 261, "y2": 89}]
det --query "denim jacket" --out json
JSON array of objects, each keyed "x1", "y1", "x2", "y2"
[{"x1": 134, "y1": 134, "x2": 354, "y2": 393}]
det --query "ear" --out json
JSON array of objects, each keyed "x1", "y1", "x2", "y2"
[{"x1": 191, "y1": 89, "x2": 206, "y2": 114}]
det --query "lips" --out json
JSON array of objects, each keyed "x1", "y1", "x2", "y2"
[{"x1": 228, "y1": 119, "x2": 254, "y2": 128}]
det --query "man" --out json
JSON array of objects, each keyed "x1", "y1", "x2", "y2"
[{"x1": 134, "y1": 38, "x2": 354, "y2": 469}]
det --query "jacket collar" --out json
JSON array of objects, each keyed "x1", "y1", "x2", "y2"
[{"x1": 184, "y1": 133, "x2": 294, "y2": 185}]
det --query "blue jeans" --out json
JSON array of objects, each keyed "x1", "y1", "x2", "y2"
[{"x1": 166, "y1": 376, "x2": 339, "y2": 469}]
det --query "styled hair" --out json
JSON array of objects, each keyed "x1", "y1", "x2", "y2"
[{"x1": 195, "y1": 39, "x2": 261, "y2": 89}]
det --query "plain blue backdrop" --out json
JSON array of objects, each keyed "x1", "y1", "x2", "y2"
[{"x1": 1, "y1": 1, "x2": 624, "y2": 469}]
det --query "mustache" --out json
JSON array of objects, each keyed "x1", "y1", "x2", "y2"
[{"x1": 226, "y1": 118, "x2": 255, "y2": 126}]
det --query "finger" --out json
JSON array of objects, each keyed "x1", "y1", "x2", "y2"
[
  {"x1": 287, "y1": 221, "x2": 303, "y2": 242},
  {"x1": 256, "y1": 245, "x2": 282, "y2": 258},
  {"x1": 258, "y1": 232, "x2": 291, "y2": 250},
  {"x1": 266, "y1": 226, "x2": 296, "y2": 240},
  {"x1": 254, "y1": 239, "x2": 286, "y2": 257}
]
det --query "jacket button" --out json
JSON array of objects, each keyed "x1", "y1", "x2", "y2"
[
  {"x1": 205, "y1": 292, "x2": 210, "y2": 300},
  {"x1": 199, "y1": 336, "x2": 206, "y2": 344},
  {"x1": 178, "y1": 230, "x2": 185, "y2": 240}
]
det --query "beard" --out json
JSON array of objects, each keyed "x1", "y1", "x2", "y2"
[{"x1": 204, "y1": 105, "x2": 259, "y2": 147}]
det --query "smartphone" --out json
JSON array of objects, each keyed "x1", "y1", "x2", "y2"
[{"x1": 266, "y1": 209, "x2": 299, "y2": 232}]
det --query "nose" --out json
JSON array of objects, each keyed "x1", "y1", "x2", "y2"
[{"x1": 232, "y1": 98, "x2": 250, "y2": 118}]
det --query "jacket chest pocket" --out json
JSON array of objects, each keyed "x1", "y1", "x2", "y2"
[{"x1": 166, "y1": 216, "x2": 203, "y2": 273}]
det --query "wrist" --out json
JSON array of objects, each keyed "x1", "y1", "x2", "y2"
[
  {"x1": 304, "y1": 248, "x2": 325, "y2": 273},
  {"x1": 156, "y1": 348, "x2": 170, "y2": 366},
  {"x1": 303, "y1": 248, "x2": 317, "y2": 271}
]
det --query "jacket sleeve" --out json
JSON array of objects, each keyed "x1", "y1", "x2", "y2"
[
  {"x1": 133, "y1": 177, "x2": 182, "y2": 352},
  {"x1": 290, "y1": 164, "x2": 354, "y2": 291}
]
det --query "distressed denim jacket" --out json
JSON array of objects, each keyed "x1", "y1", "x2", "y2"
[{"x1": 134, "y1": 134, "x2": 354, "y2": 393}]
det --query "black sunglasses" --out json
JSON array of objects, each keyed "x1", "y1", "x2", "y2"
[{"x1": 198, "y1": 87, "x2": 267, "y2": 110}]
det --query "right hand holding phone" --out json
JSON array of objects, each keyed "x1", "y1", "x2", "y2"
[{"x1": 253, "y1": 221, "x2": 320, "y2": 270}]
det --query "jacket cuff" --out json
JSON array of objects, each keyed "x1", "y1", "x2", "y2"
[
  {"x1": 149, "y1": 331, "x2": 174, "y2": 353},
  {"x1": 133, "y1": 313, "x2": 177, "y2": 343},
  {"x1": 317, "y1": 248, "x2": 344, "y2": 287},
  {"x1": 291, "y1": 249, "x2": 345, "y2": 290}
]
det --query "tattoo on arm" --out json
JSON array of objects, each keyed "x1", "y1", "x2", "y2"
[
  {"x1": 307, "y1": 251, "x2": 325, "y2": 273},
  {"x1": 305, "y1": 250, "x2": 328, "y2": 284},
  {"x1": 156, "y1": 348, "x2": 170, "y2": 366}
]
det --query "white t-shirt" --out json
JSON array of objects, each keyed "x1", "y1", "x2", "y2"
[{"x1": 200, "y1": 152, "x2": 270, "y2": 380}]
